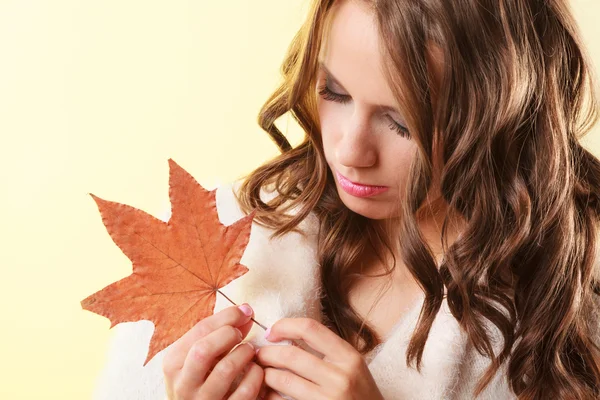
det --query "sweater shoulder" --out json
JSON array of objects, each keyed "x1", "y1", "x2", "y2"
[
  {"x1": 216, "y1": 179, "x2": 319, "y2": 237},
  {"x1": 214, "y1": 179, "x2": 322, "y2": 342}
]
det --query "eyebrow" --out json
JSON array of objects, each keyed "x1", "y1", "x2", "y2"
[{"x1": 317, "y1": 61, "x2": 403, "y2": 115}]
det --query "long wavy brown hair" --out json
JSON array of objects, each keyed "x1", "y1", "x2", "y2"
[{"x1": 234, "y1": 0, "x2": 600, "y2": 398}]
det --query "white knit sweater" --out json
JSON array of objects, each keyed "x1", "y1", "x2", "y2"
[{"x1": 91, "y1": 181, "x2": 517, "y2": 400}]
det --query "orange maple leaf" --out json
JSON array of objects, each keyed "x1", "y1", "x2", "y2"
[{"x1": 81, "y1": 159, "x2": 255, "y2": 366}]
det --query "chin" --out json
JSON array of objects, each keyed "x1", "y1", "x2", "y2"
[{"x1": 337, "y1": 187, "x2": 397, "y2": 220}]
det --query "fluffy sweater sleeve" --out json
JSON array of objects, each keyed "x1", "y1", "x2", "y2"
[{"x1": 90, "y1": 180, "x2": 322, "y2": 400}]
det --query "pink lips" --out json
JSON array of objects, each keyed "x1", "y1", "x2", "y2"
[{"x1": 335, "y1": 171, "x2": 389, "y2": 198}]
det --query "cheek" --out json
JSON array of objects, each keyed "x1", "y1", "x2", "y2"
[
  {"x1": 316, "y1": 100, "x2": 343, "y2": 160},
  {"x1": 383, "y1": 139, "x2": 414, "y2": 160},
  {"x1": 382, "y1": 143, "x2": 416, "y2": 182}
]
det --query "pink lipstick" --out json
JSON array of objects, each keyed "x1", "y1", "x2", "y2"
[{"x1": 336, "y1": 171, "x2": 389, "y2": 198}]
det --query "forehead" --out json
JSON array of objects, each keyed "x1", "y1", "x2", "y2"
[
  {"x1": 318, "y1": 0, "x2": 400, "y2": 111},
  {"x1": 319, "y1": 0, "x2": 445, "y2": 110}
]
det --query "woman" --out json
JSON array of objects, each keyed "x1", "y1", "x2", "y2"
[{"x1": 94, "y1": 0, "x2": 600, "y2": 399}]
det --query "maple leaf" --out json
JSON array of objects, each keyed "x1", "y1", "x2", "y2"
[{"x1": 81, "y1": 158, "x2": 256, "y2": 366}]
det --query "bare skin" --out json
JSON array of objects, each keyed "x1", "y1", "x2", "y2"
[
  {"x1": 256, "y1": 317, "x2": 386, "y2": 400},
  {"x1": 349, "y1": 207, "x2": 464, "y2": 342},
  {"x1": 347, "y1": 250, "x2": 425, "y2": 341},
  {"x1": 162, "y1": 304, "x2": 267, "y2": 399}
]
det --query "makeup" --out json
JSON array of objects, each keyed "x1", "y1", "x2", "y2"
[{"x1": 336, "y1": 170, "x2": 389, "y2": 197}]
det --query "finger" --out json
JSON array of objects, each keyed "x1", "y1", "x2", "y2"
[
  {"x1": 228, "y1": 361, "x2": 264, "y2": 400},
  {"x1": 256, "y1": 345, "x2": 333, "y2": 387},
  {"x1": 176, "y1": 325, "x2": 244, "y2": 393},
  {"x1": 236, "y1": 314, "x2": 255, "y2": 339},
  {"x1": 167, "y1": 304, "x2": 254, "y2": 368},
  {"x1": 266, "y1": 318, "x2": 355, "y2": 363},
  {"x1": 212, "y1": 316, "x2": 255, "y2": 367},
  {"x1": 198, "y1": 342, "x2": 257, "y2": 399},
  {"x1": 264, "y1": 367, "x2": 325, "y2": 400}
]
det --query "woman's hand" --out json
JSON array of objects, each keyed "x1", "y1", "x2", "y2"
[
  {"x1": 162, "y1": 304, "x2": 266, "y2": 400},
  {"x1": 255, "y1": 318, "x2": 384, "y2": 400}
]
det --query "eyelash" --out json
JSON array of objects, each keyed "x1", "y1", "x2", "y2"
[{"x1": 317, "y1": 83, "x2": 411, "y2": 139}]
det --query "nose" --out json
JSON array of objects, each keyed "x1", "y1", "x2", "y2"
[{"x1": 336, "y1": 108, "x2": 377, "y2": 168}]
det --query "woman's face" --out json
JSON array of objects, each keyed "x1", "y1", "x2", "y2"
[{"x1": 316, "y1": 0, "x2": 419, "y2": 221}]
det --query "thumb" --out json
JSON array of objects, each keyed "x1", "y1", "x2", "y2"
[{"x1": 233, "y1": 303, "x2": 256, "y2": 339}]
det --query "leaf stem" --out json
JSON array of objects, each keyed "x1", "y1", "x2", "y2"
[
  {"x1": 217, "y1": 290, "x2": 304, "y2": 350},
  {"x1": 217, "y1": 289, "x2": 268, "y2": 331}
]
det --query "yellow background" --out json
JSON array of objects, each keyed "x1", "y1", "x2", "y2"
[{"x1": 0, "y1": 1, "x2": 598, "y2": 399}]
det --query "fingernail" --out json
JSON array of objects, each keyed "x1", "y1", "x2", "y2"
[
  {"x1": 235, "y1": 327, "x2": 242, "y2": 339},
  {"x1": 238, "y1": 304, "x2": 253, "y2": 316},
  {"x1": 264, "y1": 327, "x2": 271, "y2": 340}
]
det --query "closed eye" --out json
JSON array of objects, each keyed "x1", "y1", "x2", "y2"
[{"x1": 317, "y1": 82, "x2": 411, "y2": 139}]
